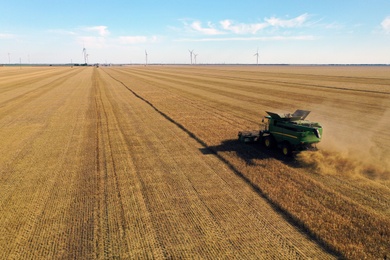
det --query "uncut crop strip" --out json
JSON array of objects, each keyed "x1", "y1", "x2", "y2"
[{"x1": 103, "y1": 66, "x2": 390, "y2": 259}]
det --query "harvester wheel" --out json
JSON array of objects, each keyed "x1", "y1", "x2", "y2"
[
  {"x1": 281, "y1": 142, "x2": 292, "y2": 156},
  {"x1": 264, "y1": 136, "x2": 274, "y2": 149}
]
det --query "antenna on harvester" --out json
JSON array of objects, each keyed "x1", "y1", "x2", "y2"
[
  {"x1": 254, "y1": 48, "x2": 259, "y2": 65},
  {"x1": 193, "y1": 53, "x2": 198, "y2": 64},
  {"x1": 145, "y1": 50, "x2": 148, "y2": 66},
  {"x1": 188, "y1": 49, "x2": 194, "y2": 64}
]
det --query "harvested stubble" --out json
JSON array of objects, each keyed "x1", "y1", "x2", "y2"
[
  {"x1": 0, "y1": 66, "x2": 334, "y2": 259},
  {"x1": 103, "y1": 65, "x2": 390, "y2": 259}
]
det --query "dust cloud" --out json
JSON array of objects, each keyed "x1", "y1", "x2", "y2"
[
  {"x1": 297, "y1": 149, "x2": 389, "y2": 180},
  {"x1": 297, "y1": 108, "x2": 390, "y2": 180}
]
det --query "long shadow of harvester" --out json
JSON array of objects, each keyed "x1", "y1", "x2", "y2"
[{"x1": 199, "y1": 139, "x2": 295, "y2": 166}]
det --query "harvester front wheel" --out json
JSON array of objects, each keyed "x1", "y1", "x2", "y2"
[
  {"x1": 264, "y1": 136, "x2": 274, "y2": 149},
  {"x1": 281, "y1": 142, "x2": 292, "y2": 156}
]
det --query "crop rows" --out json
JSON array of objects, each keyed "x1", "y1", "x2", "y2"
[
  {"x1": 0, "y1": 67, "x2": 337, "y2": 259},
  {"x1": 103, "y1": 65, "x2": 389, "y2": 259}
]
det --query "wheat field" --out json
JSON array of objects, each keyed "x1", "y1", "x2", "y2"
[{"x1": 0, "y1": 65, "x2": 389, "y2": 259}]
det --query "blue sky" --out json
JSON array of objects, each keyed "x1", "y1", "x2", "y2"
[{"x1": 1, "y1": 0, "x2": 390, "y2": 64}]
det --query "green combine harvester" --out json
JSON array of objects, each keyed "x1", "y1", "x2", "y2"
[{"x1": 238, "y1": 110, "x2": 323, "y2": 156}]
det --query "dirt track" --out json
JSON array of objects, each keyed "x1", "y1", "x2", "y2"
[{"x1": 0, "y1": 66, "x2": 389, "y2": 259}]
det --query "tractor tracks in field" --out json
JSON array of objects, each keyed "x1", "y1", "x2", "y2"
[
  {"x1": 102, "y1": 68, "x2": 338, "y2": 258},
  {"x1": 94, "y1": 69, "x2": 171, "y2": 258},
  {"x1": 103, "y1": 69, "x2": 220, "y2": 160},
  {"x1": 92, "y1": 69, "x2": 131, "y2": 258},
  {"x1": 109, "y1": 68, "x2": 262, "y2": 126}
]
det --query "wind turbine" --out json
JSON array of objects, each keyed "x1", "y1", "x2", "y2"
[
  {"x1": 82, "y1": 47, "x2": 87, "y2": 64},
  {"x1": 188, "y1": 49, "x2": 194, "y2": 64},
  {"x1": 8, "y1": 53, "x2": 10, "y2": 64},
  {"x1": 193, "y1": 53, "x2": 198, "y2": 64},
  {"x1": 145, "y1": 50, "x2": 148, "y2": 66},
  {"x1": 254, "y1": 48, "x2": 259, "y2": 65}
]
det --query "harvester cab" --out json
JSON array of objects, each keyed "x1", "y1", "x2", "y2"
[{"x1": 238, "y1": 109, "x2": 323, "y2": 156}]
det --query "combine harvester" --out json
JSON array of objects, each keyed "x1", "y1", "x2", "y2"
[{"x1": 238, "y1": 110, "x2": 323, "y2": 156}]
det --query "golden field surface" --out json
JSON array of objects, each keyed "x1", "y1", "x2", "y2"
[{"x1": 0, "y1": 65, "x2": 389, "y2": 259}]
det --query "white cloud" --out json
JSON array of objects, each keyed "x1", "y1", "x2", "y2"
[
  {"x1": 176, "y1": 35, "x2": 316, "y2": 42},
  {"x1": 47, "y1": 29, "x2": 76, "y2": 35},
  {"x1": 118, "y1": 36, "x2": 148, "y2": 44},
  {"x1": 78, "y1": 35, "x2": 159, "y2": 49},
  {"x1": 190, "y1": 21, "x2": 224, "y2": 35},
  {"x1": 78, "y1": 36, "x2": 107, "y2": 48},
  {"x1": 0, "y1": 33, "x2": 16, "y2": 39},
  {"x1": 118, "y1": 35, "x2": 159, "y2": 45},
  {"x1": 324, "y1": 22, "x2": 343, "y2": 30},
  {"x1": 220, "y1": 20, "x2": 268, "y2": 34},
  {"x1": 82, "y1": 26, "x2": 110, "y2": 36},
  {"x1": 182, "y1": 14, "x2": 311, "y2": 36},
  {"x1": 265, "y1": 13, "x2": 309, "y2": 28},
  {"x1": 381, "y1": 16, "x2": 390, "y2": 33}
]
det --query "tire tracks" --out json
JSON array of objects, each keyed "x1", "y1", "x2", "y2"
[
  {"x1": 102, "y1": 68, "x2": 338, "y2": 258},
  {"x1": 92, "y1": 68, "x2": 133, "y2": 258},
  {"x1": 95, "y1": 68, "x2": 168, "y2": 258}
]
